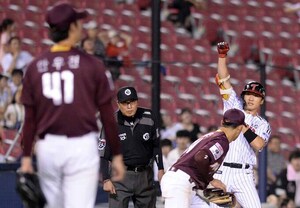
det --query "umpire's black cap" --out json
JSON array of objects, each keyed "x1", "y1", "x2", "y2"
[
  {"x1": 222, "y1": 109, "x2": 246, "y2": 127},
  {"x1": 117, "y1": 86, "x2": 138, "y2": 103},
  {"x1": 46, "y1": 2, "x2": 88, "y2": 30}
]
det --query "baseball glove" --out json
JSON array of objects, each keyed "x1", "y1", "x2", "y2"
[
  {"x1": 203, "y1": 188, "x2": 235, "y2": 207},
  {"x1": 16, "y1": 171, "x2": 47, "y2": 208}
]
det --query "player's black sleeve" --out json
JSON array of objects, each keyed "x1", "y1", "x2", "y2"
[{"x1": 152, "y1": 114, "x2": 164, "y2": 170}]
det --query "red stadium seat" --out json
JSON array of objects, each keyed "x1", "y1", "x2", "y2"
[
  {"x1": 235, "y1": 31, "x2": 259, "y2": 62},
  {"x1": 245, "y1": 1, "x2": 265, "y2": 17},
  {"x1": 2, "y1": 0, "x2": 299, "y2": 139},
  {"x1": 201, "y1": 15, "x2": 224, "y2": 44}
]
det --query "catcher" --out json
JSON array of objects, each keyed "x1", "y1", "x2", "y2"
[{"x1": 160, "y1": 109, "x2": 243, "y2": 208}]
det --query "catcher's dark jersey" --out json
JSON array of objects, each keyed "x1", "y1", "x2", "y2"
[
  {"x1": 21, "y1": 46, "x2": 119, "y2": 155},
  {"x1": 173, "y1": 131, "x2": 229, "y2": 189}
]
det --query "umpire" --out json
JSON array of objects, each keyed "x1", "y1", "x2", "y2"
[{"x1": 101, "y1": 86, "x2": 164, "y2": 208}]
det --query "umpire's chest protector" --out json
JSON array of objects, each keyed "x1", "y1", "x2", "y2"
[{"x1": 117, "y1": 108, "x2": 156, "y2": 157}]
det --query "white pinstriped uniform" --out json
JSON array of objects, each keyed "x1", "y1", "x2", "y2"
[{"x1": 210, "y1": 89, "x2": 271, "y2": 208}]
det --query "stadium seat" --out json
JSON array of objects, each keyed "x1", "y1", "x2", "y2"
[
  {"x1": 161, "y1": 33, "x2": 177, "y2": 48},
  {"x1": 201, "y1": 15, "x2": 224, "y2": 45},
  {"x1": 235, "y1": 32, "x2": 259, "y2": 62},
  {"x1": 2, "y1": 0, "x2": 300, "y2": 139},
  {"x1": 245, "y1": 1, "x2": 265, "y2": 17},
  {"x1": 226, "y1": 1, "x2": 247, "y2": 17}
]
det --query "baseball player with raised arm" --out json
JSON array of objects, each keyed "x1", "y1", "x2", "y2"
[
  {"x1": 19, "y1": 2, "x2": 125, "y2": 208},
  {"x1": 210, "y1": 42, "x2": 271, "y2": 208}
]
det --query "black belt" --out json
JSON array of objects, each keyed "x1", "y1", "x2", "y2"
[
  {"x1": 126, "y1": 165, "x2": 148, "y2": 172},
  {"x1": 223, "y1": 162, "x2": 250, "y2": 169}
]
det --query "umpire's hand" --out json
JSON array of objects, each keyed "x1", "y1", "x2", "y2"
[{"x1": 103, "y1": 180, "x2": 116, "y2": 194}]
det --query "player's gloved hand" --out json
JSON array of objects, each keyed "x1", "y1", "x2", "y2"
[
  {"x1": 16, "y1": 171, "x2": 47, "y2": 208},
  {"x1": 210, "y1": 179, "x2": 226, "y2": 193},
  {"x1": 217, "y1": 42, "x2": 230, "y2": 58},
  {"x1": 203, "y1": 188, "x2": 236, "y2": 207}
]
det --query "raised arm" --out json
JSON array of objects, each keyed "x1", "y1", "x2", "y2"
[
  {"x1": 215, "y1": 42, "x2": 234, "y2": 101},
  {"x1": 216, "y1": 42, "x2": 232, "y2": 90}
]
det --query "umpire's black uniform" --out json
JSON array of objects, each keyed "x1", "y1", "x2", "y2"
[{"x1": 101, "y1": 106, "x2": 164, "y2": 208}]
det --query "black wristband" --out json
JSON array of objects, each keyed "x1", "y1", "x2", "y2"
[{"x1": 244, "y1": 128, "x2": 257, "y2": 144}]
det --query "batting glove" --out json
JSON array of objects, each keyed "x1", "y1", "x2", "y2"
[{"x1": 217, "y1": 42, "x2": 230, "y2": 58}]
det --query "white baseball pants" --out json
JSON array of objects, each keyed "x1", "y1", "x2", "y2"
[
  {"x1": 161, "y1": 169, "x2": 210, "y2": 208},
  {"x1": 35, "y1": 132, "x2": 100, "y2": 208}
]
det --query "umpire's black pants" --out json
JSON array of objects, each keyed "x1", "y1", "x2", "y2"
[{"x1": 109, "y1": 166, "x2": 156, "y2": 208}]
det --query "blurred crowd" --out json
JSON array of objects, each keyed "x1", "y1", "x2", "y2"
[
  {"x1": 0, "y1": 0, "x2": 206, "y2": 138},
  {"x1": 0, "y1": 0, "x2": 300, "y2": 207}
]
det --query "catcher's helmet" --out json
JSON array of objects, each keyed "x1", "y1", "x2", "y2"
[
  {"x1": 241, "y1": 81, "x2": 265, "y2": 99},
  {"x1": 16, "y1": 172, "x2": 47, "y2": 208}
]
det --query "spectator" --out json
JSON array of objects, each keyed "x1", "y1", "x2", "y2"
[
  {"x1": 9, "y1": 69, "x2": 23, "y2": 96},
  {"x1": 280, "y1": 198, "x2": 296, "y2": 208},
  {"x1": 0, "y1": 18, "x2": 15, "y2": 62},
  {"x1": 165, "y1": 130, "x2": 191, "y2": 171},
  {"x1": 153, "y1": 138, "x2": 173, "y2": 197},
  {"x1": 1, "y1": 36, "x2": 33, "y2": 75},
  {"x1": 266, "y1": 194, "x2": 280, "y2": 208},
  {"x1": 268, "y1": 135, "x2": 287, "y2": 177},
  {"x1": 4, "y1": 87, "x2": 23, "y2": 130},
  {"x1": 160, "y1": 138, "x2": 173, "y2": 171},
  {"x1": 284, "y1": 2, "x2": 300, "y2": 19},
  {"x1": 160, "y1": 111, "x2": 183, "y2": 142},
  {"x1": 0, "y1": 73, "x2": 12, "y2": 126},
  {"x1": 81, "y1": 37, "x2": 98, "y2": 56},
  {"x1": 275, "y1": 150, "x2": 300, "y2": 207},
  {"x1": 167, "y1": 0, "x2": 206, "y2": 33},
  {"x1": 85, "y1": 20, "x2": 106, "y2": 59},
  {"x1": 101, "y1": 30, "x2": 132, "y2": 81},
  {"x1": 178, "y1": 107, "x2": 202, "y2": 142},
  {"x1": 0, "y1": 126, "x2": 5, "y2": 162}
]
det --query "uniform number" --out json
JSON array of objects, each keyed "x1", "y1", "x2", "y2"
[{"x1": 42, "y1": 70, "x2": 74, "y2": 105}]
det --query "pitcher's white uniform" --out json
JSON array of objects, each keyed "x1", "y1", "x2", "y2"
[{"x1": 211, "y1": 89, "x2": 271, "y2": 208}]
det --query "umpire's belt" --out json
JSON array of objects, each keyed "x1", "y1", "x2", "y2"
[
  {"x1": 126, "y1": 165, "x2": 148, "y2": 172},
  {"x1": 223, "y1": 162, "x2": 250, "y2": 169}
]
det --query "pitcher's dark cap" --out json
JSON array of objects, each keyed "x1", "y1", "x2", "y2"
[
  {"x1": 222, "y1": 109, "x2": 246, "y2": 126},
  {"x1": 117, "y1": 87, "x2": 138, "y2": 103},
  {"x1": 46, "y1": 2, "x2": 88, "y2": 30}
]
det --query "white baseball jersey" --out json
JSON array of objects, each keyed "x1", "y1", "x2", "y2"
[
  {"x1": 208, "y1": 89, "x2": 272, "y2": 208},
  {"x1": 223, "y1": 89, "x2": 271, "y2": 166}
]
